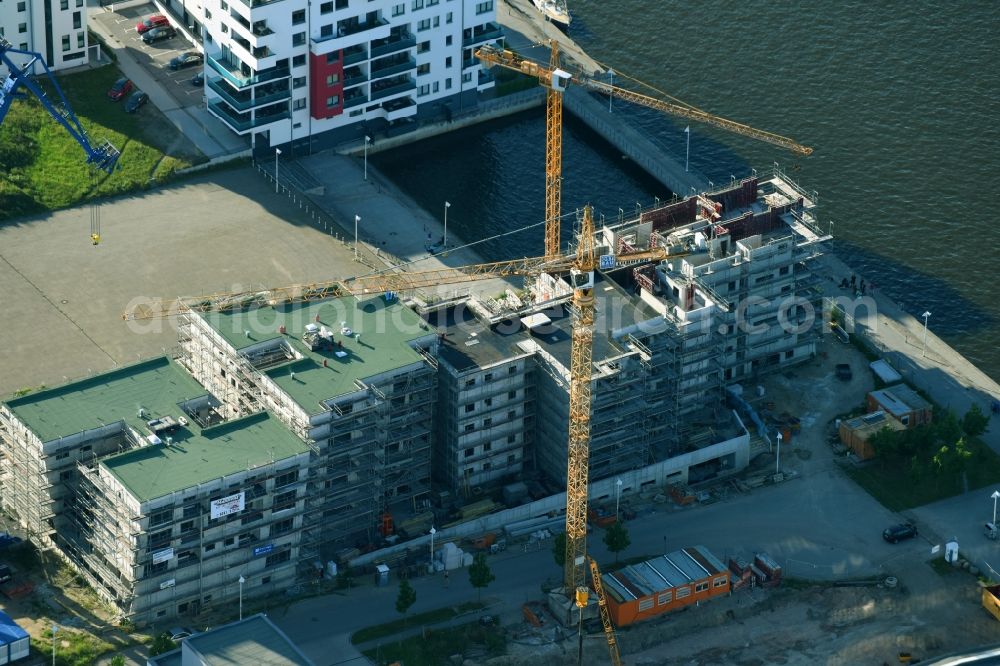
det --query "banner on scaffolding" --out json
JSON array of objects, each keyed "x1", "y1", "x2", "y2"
[{"x1": 210, "y1": 491, "x2": 245, "y2": 519}]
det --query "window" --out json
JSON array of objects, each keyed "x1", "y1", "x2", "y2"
[
  {"x1": 675, "y1": 586, "x2": 691, "y2": 599},
  {"x1": 349, "y1": 109, "x2": 363, "y2": 117},
  {"x1": 60, "y1": 469, "x2": 74, "y2": 481},
  {"x1": 19, "y1": 23, "x2": 27, "y2": 34},
  {"x1": 292, "y1": 32, "x2": 306, "y2": 46},
  {"x1": 657, "y1": 591, "x2": 671, "y2": 605},
  {"x1": 273, "y1": 490, "x2": 297, "y2": 512},
  {"x1": 262, "y1": 576, "x2": 271, "y2": 584},
  {"x1": 72, "y1": 11, "x2": 80, "y2": 28},
  {"x1": 507, "y1": 434, "x2": 516, "y2": 444},
  {"x1": 204, "y1": 542, "x2": 216, "y2": 552},
  {"x1": 713, "y1": 577, "x2": 728, "y2": 588},
  {"x1": 445, "y1": 35, "x2": 452, "y2": 45},
  {"x1": 445, "y1": 77, "x2": 452, "y2": 89},
  {"x1": 392, "y1": 2, "x2": 404, "y2": 15},
  {"x1": 417, "y1": 18, "x2": 430, "y2": 31},
  {"x1": 483, "y1": 441, "x2": 492, "y2": 451},
  {"x1": 779, "y1": 265, "x2": 790, "y2": 275},
  {"x1": 417, "y1": 40, "x2": 430, "y2": 53},
  {"x1": 150, "y1": 509, "x2": 173, "y2": 527},
  {"x1": 17, "y1": 1, "x2": 26, "y2": 10},
  {"x1": 638, "y1": 598, "x2": 654, "y2": 611},
  {"x1": 507, "y1": 410, "x2": 515, "y2": 420},
  {"x1": 484, "y1": 397, "x2": 492, "y2": 407},
  {"x1": 59, "y1": 0, "x2": 67, "y2": 9},
  {"x1": 146, "y1": 561, "x2": 168, "y2": 576},
  {"x1": 428, "y1": 0, "x2": 438, "y2": 4},
  {"x1": 326, "y1": 52, "x2": 339, "y2": 64},
  {"x1": 475, "y1": 0, "x2": 493, "y2": 14},
  {"x1": 320, "y1": 1, "x2": 333, "y2": 13},
  {"x1": 508, "y1": 390, "x2": 516, "y2": 400},
  {"x1": 220, "y1": 0, "x2": 227, "y2": 9},
  {"x1": 446, "y1": 10, "x2": 453, "y2": 23},
  {"x1": 293, "y1": 54, "x2": 306, "y2": 67},
  {"x1": 484, "y1": 373, "x2": 493, "y2": 381},
  {"x1": 418, "y1": 84, "x2": 430, "y2": 96},
  {"x1": 335, "y1": 0, "x2": 347, "y2": 7},
  {"x1": 483, "y1": 417, "x2": 492, "y2": 428},
  {"x1": 901, "y1": 414, "x2": 910, "y2": 426},
  {"x1": 417, "y1": 63, "x2": 430, "y2": 76},
  {"x1": 462, "y1": 71, "x2": 472, "y2": 83},
  {"x1": 76, "y1": 0, "x2": 83, "y2": 6},
  {"x1": 695, "y1": 581, "x2": 709, "y2": 593},
  {"x1": 326, "y1": 73, "x2": 339, "y2": 85},
  {"x1": 463, "y1": 423, "x2": 474, "y2": 432},
  {"x1": 464, "y1": 448, "x2": 474, "y2": 458},
  {"x1": 293, "y1": 76, "x2": 306, "y2": 88},
  {"x1": 275, "y1": 470, "x2": 299, "y2": 488},
  {"x1": 433, "y1": 16, "x2": 439, "y2": 27},
  {"x1": 292, "y1": 9, "x2": 305, "y2": 24},
  {"x1": 180, "y1": 520, "x2": 195, "y2": 533},
  {"x1": 445, "y1": 56, "x2": 452, "y2": 68},
  {"x1": 149, "y1": 529, "x2": 172, "y2": 549},
  {"x1": 465, "y1": 379, "x2": 475, "y2": 388},
  {"x1": 411, "y1": 0, "x2": 423, "y2": 9},
  {"x1": 432, "y1": 81, "x2": 439, "y2": 93},
  {"x1": 509, "y1": 365, "x2": 517, "y2": 375},
  {"x1": 55, "y1": 451, "x2": 69, "y2": 460},
  {"x1": 271, "y1": 517, "x2": 293, "y2": 536},
  {"x1": 321, "y1": 24, "x2": 333, "y2": 37},
  {"x1": 464, "y1": 403, "x2": 474, "y2": 413},
  {"x1": 293, "y1": 98, "x2": 306, "y2": 110},
  {"x1": 265, "y1": 549, "x2": 291, "y2": 568}
]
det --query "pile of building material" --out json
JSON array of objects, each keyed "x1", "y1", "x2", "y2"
[
  {"x1": 505, "y1": 514, "x2": 563, "y2": 538},
  {"x1": 433, "y1": 542, "x2": 473, "y2": 572},
  {"x1": 729, "y1": 552, "x2": 782, "y2": 590}
]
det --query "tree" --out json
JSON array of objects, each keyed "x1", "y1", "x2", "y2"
[
  {"x1": 149, "y1": 633, "x2": 177, "y2": 656},
  {"x1": 395, "y1": 578, "x2": 416, "y2": 624},
  {"x1": 110, "y1": 656, "x2": 126, "y2": 666},
  {"x1": 962, "y1": 404, "x2": 990, "y2": 438},
  {"x1": 932, "y1": 436, "x2": 973, "y2": 491},
  {"x1": 868, "y1": 426, "x2": 901, "y2": 465},
  {"x1": 603, "y1": 521, "x2": 631, "y2": 563},
  {"x1": 468, "y1": 553, "x2": 495, "y2": 602},
  {"x1": 552, "y1": 532, "x2": 566, "y2": 569}
]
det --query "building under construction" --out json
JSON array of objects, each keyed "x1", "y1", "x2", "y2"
[
  {"x1": 178, "y1": 296, "x2": 439, "y2": 560},
  {"x1": 0, "y1": 357, "x2": 311, "y2": 624}
]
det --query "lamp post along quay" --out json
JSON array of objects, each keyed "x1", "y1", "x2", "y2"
[
  {"x1": 274, "y1": 148, "x2": 281, "y2": 194},
  {"x1": 238, "y1": 575, "x2": 245, "y2": 621},
  {"x1": 921, "y1": 311, "x2": 932, "y2": 357},
  {"x1": 992, "y1": 490, "x2": 1000, "y2": 525}
]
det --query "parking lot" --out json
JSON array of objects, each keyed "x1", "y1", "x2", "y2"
[{"x1": 92, "y1": 4, "x2": 204, "y2": 110}]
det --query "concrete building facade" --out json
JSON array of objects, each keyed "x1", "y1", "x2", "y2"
[{"x1": 0, "y1": 0, "x2": 88, "y2": 70}]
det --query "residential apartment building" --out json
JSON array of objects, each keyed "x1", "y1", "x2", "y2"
[
  {"x1": 0, "y1": 357, "x2": 311, "y2": 624},
  {"x1": 0, "y1": 0, "x2": 88, "y2": 69},
  {"x1": 178, "y1": 296, "x2": 439, "y2": 557},
  {"x1": 199, "y1": 0, "x2": 501, "y2": 151}
]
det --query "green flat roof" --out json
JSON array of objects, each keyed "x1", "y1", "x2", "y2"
[
  {"x1": 5, "y1": 357, "x2": 206, "y2": 443},
  {"x1": 102, "y1": 411, "x2": 308, "y2": 503},
  {"x1": 201, "y1": 298, "x2": 433, "y2": 413},
  {"x1": 4, "y1": 357, "x2": 310, "y2": 502}
]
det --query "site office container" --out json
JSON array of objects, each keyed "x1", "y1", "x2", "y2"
[
  {"x1": 0, "y1": 611, "x2": 29, "y2": 664},
  {"x1": 603, "y1": 569, "x2": 730, "y2": 627}
]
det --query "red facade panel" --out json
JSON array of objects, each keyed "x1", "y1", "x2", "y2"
[{"x1": 310, "y1": 51, "x2": 345, "y2": 120}]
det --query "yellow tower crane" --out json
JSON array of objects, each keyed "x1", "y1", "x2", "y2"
[
  {"x1": 589, "y1": 556, "x2": 622, "y2": 666},
  {"x1": 475, "y1": 41, "x2": 813, "y2": 257},
  {"x1": 123, "y1": 207, "x2": 659, "y2": 596}
]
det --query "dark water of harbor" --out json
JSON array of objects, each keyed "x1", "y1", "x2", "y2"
[{"x1": 374, "y1": 1, "x2": 1000, "y2": 382}]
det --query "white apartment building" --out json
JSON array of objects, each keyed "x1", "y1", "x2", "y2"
[
  {"x1": 0, "y1": 0, "x2": 88, "y2": 70},
  {"x1": 199, "y1": 0, "x2": 501, "y2": 151}
]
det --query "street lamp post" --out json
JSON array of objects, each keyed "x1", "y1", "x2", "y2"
[
  {"x1": 354, "y1": 215, "x2": 360, "y2": 260},
  {"x1": 776, "y1": 432, "x2": 783, "y2": 474},
  {"x1": 429, "y1": 526, "x2": 436, "y2": 573},
  {"x1": 51, "y1": 624, "x2": 57, "y2": 666},
  {"x1": 921, "y1": 311, "x2": 932, "y2": 357},
  {"x1": 364, "y1": 135, "x2": 371, "y2": 181},
  {"x1": 238, "y1": 575, "x2": 245, "y2": 621},
  {"x1": 607, "y1": 68, "x2": 614, "y2": 113},
  {"x1": 444, "y1": 201, "x2": 451, "y2": 249},
  {"x1": 992, "y1": 490, "x2": 1000, "y2": 525},
  {"x1": 274, "y1": 148, "x2": 281, "y2": 194},
  {"x1": 615, "y1": 478, "x2": 623, "y2": 519}
]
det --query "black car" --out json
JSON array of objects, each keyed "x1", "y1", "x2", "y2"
[
  {"x1": 141, "y1": 26, "x2": 176, "y2": 44},
  {"x1": 190, "y1": 72, "x2": 205, "y2": 86},
  {"x1": 835, "y1": 363, "x2": 852, "y2": 381},
  {"x1": 883, "y1": 523, "x2": 918, "y2": 543},
  {"x1": 169, "y1": 51, "x2": 203, "y2": 70},
  {"x1": 124, "y1": 90, "x2": 149, "y2": 113}
]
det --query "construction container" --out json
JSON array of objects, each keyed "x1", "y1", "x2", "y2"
[{"x1": 0, "y1": 610, "x2": 29, "y2": 663}]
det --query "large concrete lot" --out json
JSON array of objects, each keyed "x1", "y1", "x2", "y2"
[{"x1": 0, "y1": 167, "x2": 358, "y2": 396}]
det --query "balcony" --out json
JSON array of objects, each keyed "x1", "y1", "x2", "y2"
[
  {"x1": 370, "y1": 55, "x2": 415, "y2": 81},
  {"x1": 337, "y1": 16, "x2": 389, "y2": 38},
  {"x1": 208, "y1": 76, "x2": 290, "y2": 112},
  {"x1": 233, "y1": 0, "x2": 285, "y2": 10},
  {"x1": 207, "y1": 54, "x2": 289, "y2": 89},
  {"x1": 342, "y1": 67, "x2": 367, "y2": 88},
  {"x1": 252, "y1": 21, "x2": 274, "y2": 37},
  {"x1": 344, "y1": 92, "x2": 367, "y2": 108},
  {"x1": 463, "y1": 22, "x2": 503, "y2": 47},
  {"x1": 370, "y1": 76, "x2": 414, "y2": 101},
  {"x1": 342, "y1": 45, "x2": 367, "y2": 65},
  {"x1": 478, "y1": 69, "x2": 494, "y2": 86},
  {"x1": 209, "y1": 101, "x2": 289, "y2": 133},
  {"x1": 370, "y1": 32, "x2": 415, "y2": 59}
]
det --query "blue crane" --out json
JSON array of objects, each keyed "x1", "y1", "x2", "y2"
[{"x1": 0, "y1": 36, "x2": 121, "y2": 173}]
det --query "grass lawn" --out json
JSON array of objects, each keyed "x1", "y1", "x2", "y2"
[
  {"x1": 363, "y1": 620, "x2": 506, "y2": 666},
  {"x1": 30, "y1": 627, "x2": 116, "y2": 666},
  {"x1": 351, "y1": 601, "x2": 485, "y2": 645},
  {"x1": 0, "y1": 64, "x2": 205, "y2": 221},
  {"x1": 844, "y1": 437, "x2": 1000, "y2": 512}
]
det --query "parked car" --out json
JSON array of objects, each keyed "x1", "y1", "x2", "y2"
[
  {"x1": 136, "y1": 14, "x2": 170, "y2": 34},
  {"x1": 141, "y1": 26, "x2": 176, "y2": 44},
  {"x1": 124, "y1": 90, "x2": 149, "y2": 113},
  {"x1": 0, "y1": 534, "x2": 23, "y2": 549},
  {"x1": 835, "y1": 363, "x2": 852, "y2": 381},
  {"x1": 190, "y1": 72, "x2": 204, "y2": 86},
  {"x1": 107, "y1": 77, "x2": 133, "y2": 101},
  {"x1": 169, "y1": 51, "x2": 203, "y2": 70},
  {"x1": 168, "y1": 627, "x2": 194, "y2": 641},
  {"x1": 883, "y1": 523, "x2": 918, "y2": 543}
]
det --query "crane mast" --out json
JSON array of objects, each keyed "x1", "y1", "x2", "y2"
[
  {"x1": 589, "y1": 557, "x2": 623, "y2": 666},
  {"x1": 543, "y1": 42, "x2": 564, "y2": 259}
]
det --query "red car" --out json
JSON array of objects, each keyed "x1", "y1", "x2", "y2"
[
  {"x1": 107, "y1": 77, "x2": 133, "y2": 101},
  {"x1": 136, "y1": 14, "x2": 170, "y2": 34}
]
